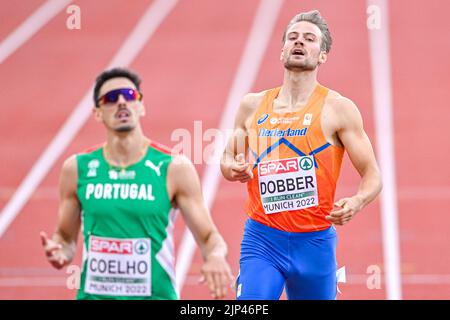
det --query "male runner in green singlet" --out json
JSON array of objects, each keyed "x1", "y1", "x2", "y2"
[{"x1": 40, "y1": 68, "x2": 233, "y2": 300}]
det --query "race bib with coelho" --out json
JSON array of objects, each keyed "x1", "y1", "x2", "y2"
[
  {"x1": 85, "y1": 236, "x2": 151, "y2": 296},
  {"x1": 258, "y1": 156, "x2": 318, "y2": 214}
]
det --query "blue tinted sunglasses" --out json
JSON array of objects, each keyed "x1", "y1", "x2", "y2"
[{"x1": 97, "y1": 88, "x2": 143, "y2": 106}]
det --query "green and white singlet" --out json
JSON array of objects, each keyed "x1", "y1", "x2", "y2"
[{"x1": 75, "y1": 142, "x2": 177, "y2": 300}]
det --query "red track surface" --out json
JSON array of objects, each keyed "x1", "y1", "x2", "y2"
[{"x1": 0, "y1": 0, "x2": 449, "y2": 300}]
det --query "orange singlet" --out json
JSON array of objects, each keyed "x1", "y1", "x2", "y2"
[{"x1": 246, "y1": 84, "x2": 344, "y2": 232}]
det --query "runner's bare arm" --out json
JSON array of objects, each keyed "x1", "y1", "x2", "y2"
[
  {"x1": 168, "y1": 155, "x2": 234, "y2": 299},
  {"x1": 326, "y1": 98, "x2": 382, "y2": 225},
  {"x1": 40, "y1": 156, "x2": 81, "y2": 269},
  {"x1": 220, "y1": 92, "x2": 263, "y2": 182}
]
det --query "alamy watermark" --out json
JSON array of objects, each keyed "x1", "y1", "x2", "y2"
[
  {"x1": 66, "y1": 5, "x2": 81, "y2": 30},
  {"x1": 66, "y1": 264, "x2": 81, "y2": 290},
  {"x1": 170, "y1": 121, "x2": 292, "y2": 165},
  {"x1": 366, "y1": 264, "x2": 382, "y2": 290},
  {"x1": 367, "y1": 4, "x2": 381, "y2": 30}
]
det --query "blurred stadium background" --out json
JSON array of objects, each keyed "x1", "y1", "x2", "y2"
[{"x1": 0, "y1": 0, "x2": 449, "y2": 299}]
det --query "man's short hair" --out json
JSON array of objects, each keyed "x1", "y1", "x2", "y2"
[
  {"x1": 93, "y1": 68, "x2": 142, "y2": 107},
  {"x1": 282, "y1": 10, "x2": 332, "y2": 53}
]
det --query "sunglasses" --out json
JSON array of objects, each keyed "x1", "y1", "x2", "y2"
[{"x1": 97, "y1": 88, "x2": 143, "y2": 106}]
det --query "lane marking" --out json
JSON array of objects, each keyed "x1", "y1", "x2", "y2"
[
  {"x1": 0, "y1": 0, "x2": 179, "y2": 237},
  {"x1": 0, "y1": 277, "x2": 67, "y2": 287},
  {"x1": 367, "y1": 0, "x2": 402, "y2": 300},
  {"x1": 0, "y1": 0, "x2": 72, "y2": 64},
  {"x1": 3, "y1": 273, "x2": 450, "y2": 288},
  {"x1": 3, "y1": 185, "x2": 450, "y2": 201},
  {"x1": 181, "y1": 274, "x2": 450, "y2": 286},
  {"x1": 175, "y1": 0, "x2": 284, "y2": 295}
]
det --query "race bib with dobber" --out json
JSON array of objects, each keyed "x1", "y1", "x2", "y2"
[{"x1": 258, "y1": 156, "x2": 318, "y2": 214}]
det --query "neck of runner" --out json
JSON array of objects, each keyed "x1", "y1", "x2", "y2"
[
  {"x1": 277, "y1": 69, "x2": 318, "y2": 111},
  {"x1": 104, "y1": 129, "x2": 149, "y2": 169}
]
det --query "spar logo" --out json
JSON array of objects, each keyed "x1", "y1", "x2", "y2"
[
  {"x1": 134, "y1": 240, "x2": 149, "y2": 255},
  {"x1": 299, "y1": 157, "x2": 313, "y2": 170},
  {"x1": 90, "y1": 237, "x2": 133, "y2": 255},
  {"x1": 259, "y1": 158, "x2": 299, "y2": 176},
  {"x1": 257, "y1": 113, "x2": 269, "y2": 125}
]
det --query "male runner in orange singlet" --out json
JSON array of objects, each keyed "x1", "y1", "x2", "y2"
[{"x1": 221, "y1": 10, "x2": 382, "y2": 299}]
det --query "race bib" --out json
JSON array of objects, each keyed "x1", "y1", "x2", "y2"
[
  {"x1": 85, "y1": 236, "x2": 151, "y2": 296},
  {"x1": 258, "y1": 156, "x2": 318, "y2": 214}
]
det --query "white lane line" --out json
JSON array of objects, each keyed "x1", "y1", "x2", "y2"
[
  {"x1": 0, "y1": 0, "x2": 179, "y2": 238},
  {"x1": 367, "y1": 0, "x2": 402, "y2": 300},
  {"x1": 175, "y1": 0, "x2": 284, "y2": 295},
  {"x1": 0, "y1": 0, "x2": 72, "y2": 64},
  {"x1": 181, "y1": 274, "x2": 450, "y2": 286},
  {"x1": 0, "y1": 277, "x2": 67, "y2": 287},
  {"x1": 4, "y1": 185, "x2": 450, "y2": 201},
  {"x1": 343, "y1": 274, "x2": 450, "y2": 285},
  {"x1": 3, "y1": 273, "x2": 450, "y2": 288}
]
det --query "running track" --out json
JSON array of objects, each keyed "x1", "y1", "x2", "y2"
[{"x1": 0, "y1": 0, "x2": 449, "y2": 299}]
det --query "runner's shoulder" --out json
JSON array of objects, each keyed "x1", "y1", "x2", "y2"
[
  {"x1": 237, "y1": 90, "x2": 270, "y2": 127},
  {"x1": 64, "y1": 144, "x2": 103, "y2": 178},
  {"x1": 148, "y1": 139, "x2": 174, "y2": 156},
  {"x1": 60, "y1": 155, "x2": 78, "y2": 188},
  {"x1": 166, "y1": 154, "x2": 198, "y2": 190},
  {"x1": 62, "y1": 154, "x2": 77, "y2": 170},
  {"x1": 168, "y1": 154, "x2": 194, "y2": 172},
  {"x1": 325, "y1": 89, "x2": 361, "y2": 120},
  {"x1": 241, "y1": 90, "x2": 269, "y2": 111}
]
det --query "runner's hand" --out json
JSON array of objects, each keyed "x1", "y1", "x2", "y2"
[
  {"x1": 326, "y1": 196, "x2": 364, "y2": 226},
  {"x1": 230, "y1": 153, "x2": 253, "y2": 183},
  {"x1": 40, "y1": 231, "x2": 71, "y2": 269},
  {"x1": 199, "y1": 254, "x2": 234, "y2": 299}
]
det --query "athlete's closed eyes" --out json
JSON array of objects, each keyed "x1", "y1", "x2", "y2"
[{"x1": 287, "y1": 32, "x2": 316, "y2": 42}]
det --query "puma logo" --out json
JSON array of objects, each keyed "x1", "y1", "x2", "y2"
[{"x1": 145, "y1": 160, "x2": 163, "y2": 177}]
